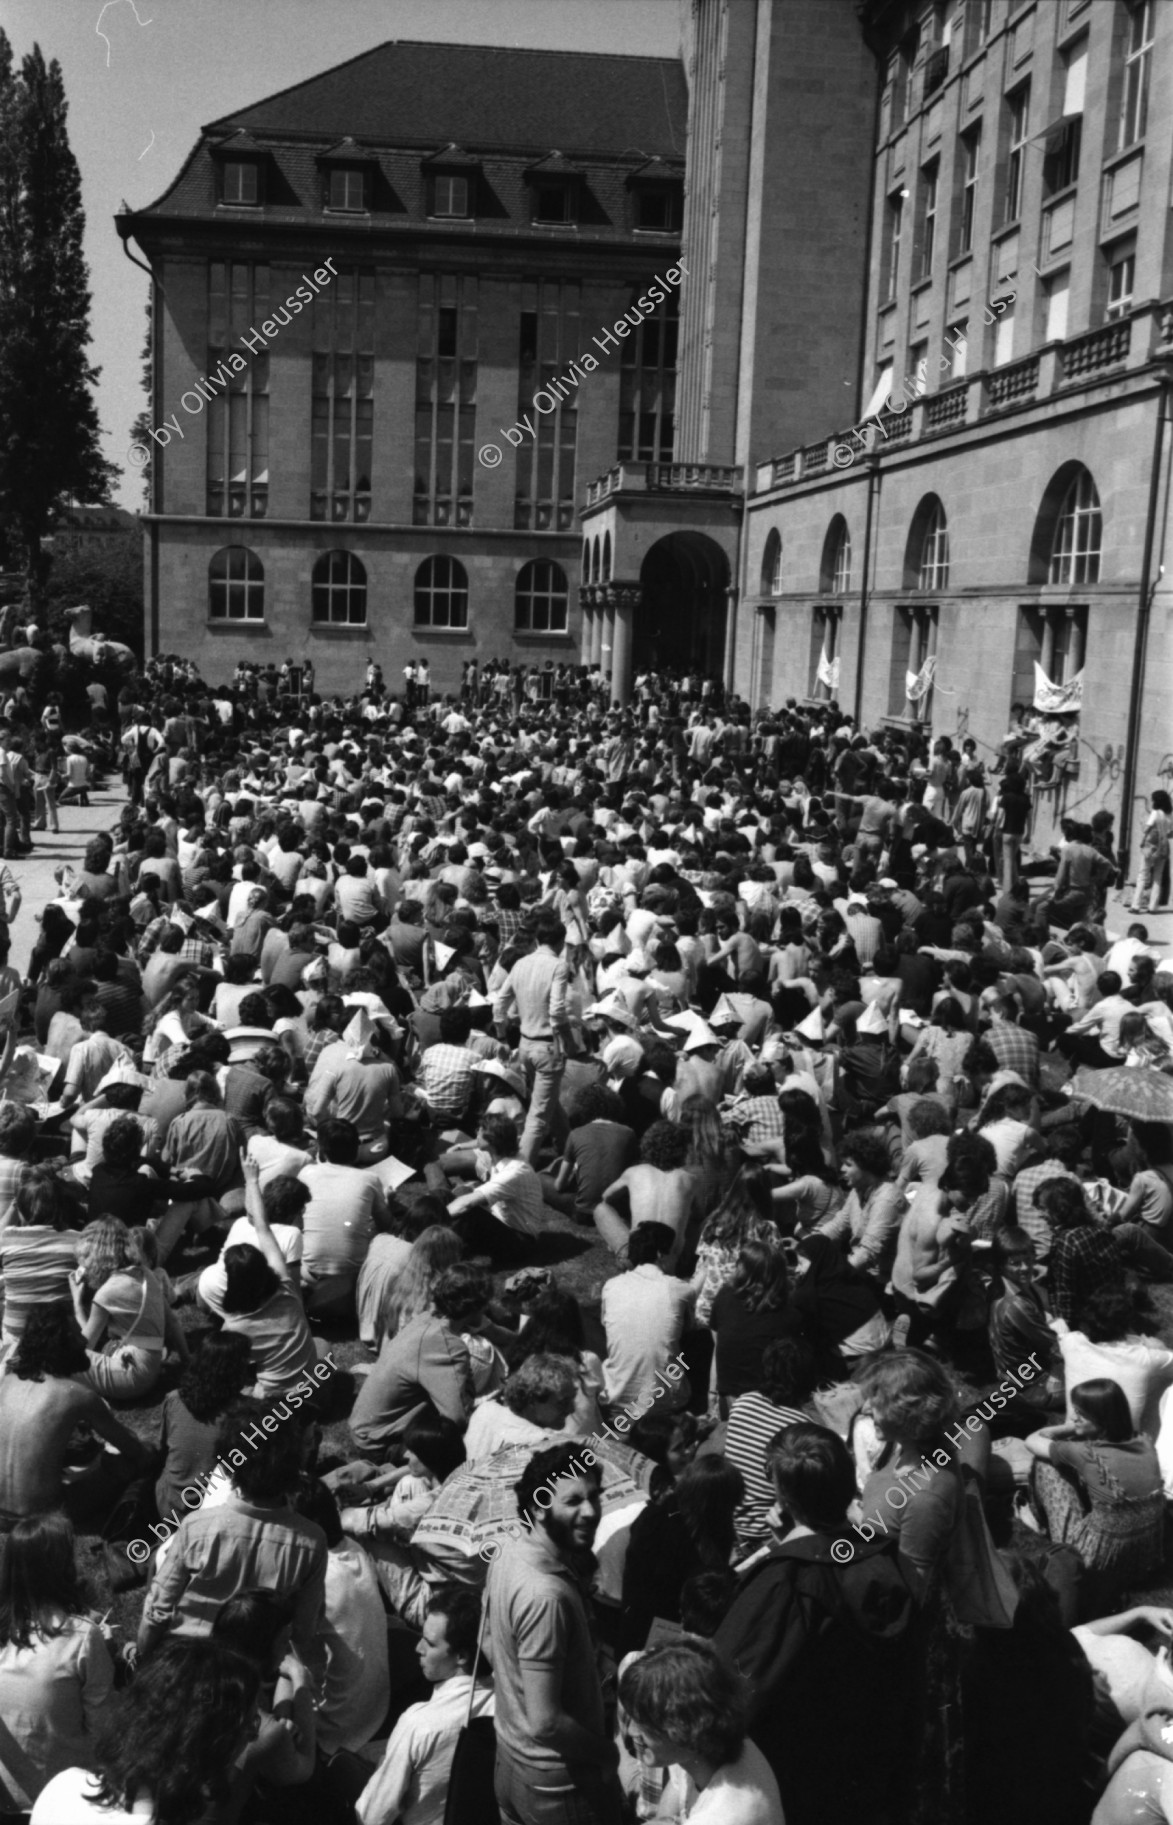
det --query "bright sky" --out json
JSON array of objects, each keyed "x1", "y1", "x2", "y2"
[{"x1": 2, "y1": 0, "x2": 682, "y2": 510}]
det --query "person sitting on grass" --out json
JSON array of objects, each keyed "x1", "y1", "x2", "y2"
[
  {"x1": 445, "y1": 1114, "x2": 549, "y2": 1266},
  {"x1": 593, "y1": 1117, "x2": 697, "y2": 1267}
]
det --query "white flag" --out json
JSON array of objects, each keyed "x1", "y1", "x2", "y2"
[
  {"x1": 816, "y1": 644, "x2": 835, "y2": 689},
  {"x1": 905, "y1": 654, "x2": 938, "y2": 702},
  {"x1": 1033, "y1": 663, "x2": 1082, "y2": 713}
]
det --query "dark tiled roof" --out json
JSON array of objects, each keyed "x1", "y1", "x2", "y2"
[
  {"x1": 202, "y1": 40, "x2": 686, "y2": 158},
  {"x1": 135, "y1": 137, "x2": 682, "y2": 244}
]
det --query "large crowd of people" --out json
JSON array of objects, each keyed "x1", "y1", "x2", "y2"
[{"x1": 0, "y1": 650, "x2": 1170, "y2": 1824}]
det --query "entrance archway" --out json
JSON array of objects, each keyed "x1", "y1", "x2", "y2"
[{"x1": 637, "y1": 532, "x2": 729, "y2": 678}]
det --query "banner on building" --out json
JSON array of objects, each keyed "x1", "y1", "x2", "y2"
[
  {"x1": 1033, "y1": 663, "x2": 1083, "y2": 713},
  {"x1": 816, "y1": 645, "x2": 840, "y2": 691},
  {"x1": 905, "y1": 655, "x2": 938, "y2": 702}
]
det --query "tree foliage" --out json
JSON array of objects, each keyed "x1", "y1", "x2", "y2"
[
  {"x1": 0, "y1": 33, "x2": 117, "y2": 608},
  {"x1": 43, "y1": 525, "x2": 143, "y2": 657}
]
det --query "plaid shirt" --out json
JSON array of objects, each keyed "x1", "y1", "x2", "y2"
[
  {"x1": 984, "y1": 1021, "x2": 1040, "y2": 1087},
  {"x1": 723, "y1": 1095, "x2": 787, "y2": 1152},
  {"x1": 1013, "y1": 1162, "x2": 1080, "y2": 1263},
  {"x1": 1050, "y1": 1224, "x2": 1126, "y2": 1322},
  {"x1": 491, "y1": 907, "x2": 530, "y2": 952},
  {"x1": 0, "y1": 1155, "x2": 29, "y2": 1229},
  {"x1": 304, "y1": 1028, "x2": 341, "y2": 1080},
  {"x1": 415, "y1": 1043, "x2": 476, "y2": 1121}
]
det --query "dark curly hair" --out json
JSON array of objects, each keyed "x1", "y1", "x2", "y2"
[
  {"x1": 90, "y1": 1638, "x2": 261, "y2": 1825},
  {"x1": 177, "y1": 1332, "x2": 253, "y2": 1425},
  {"x1": 640, "y1": 1119, "x2": 692, "y2": 1171}
]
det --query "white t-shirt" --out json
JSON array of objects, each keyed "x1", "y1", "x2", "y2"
[
  {"x1": 32, "y1": 1768, "x2": 152, "y2": 1825},
  {"x1": 197, "y1": 1219, "x2": 303, "y2": 1311},
  {"x1": 1060, "y1": 1330, "x2": 1173, "y2": 1440},
  {"x1": 661, "y1": 1740, "x2": 784, "y2": 1823}
]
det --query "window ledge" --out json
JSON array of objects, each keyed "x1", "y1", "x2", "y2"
[
  {"x1": 207, "y1": 619, "x2": 268, "y2": 630},
  {"x1": 412, "y1": 625, "x2": 472, "y2": 638},
  {"x1": 514, "y1": 630, "x2": 573, "y2": 642},
  {"x1": 1102, "y1": 141, "x2": 1145, "y2": 177},
  {"x1": 216, "y1": 202, "x2": 262, "y2": 212},
  {"x1": 309, "y1": 623, "x2": 370, "y2": 637},
  {"x1": 1043, "y1": 181, "x2": 1079, "y2": 210},
  {"x1": 323, "y1": 207, "x2": 370, "y2": 218}
]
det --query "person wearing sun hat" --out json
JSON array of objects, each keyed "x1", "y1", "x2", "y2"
[{"x1": 305, "y1": 1008, "x2": 403, "y2": 1164}]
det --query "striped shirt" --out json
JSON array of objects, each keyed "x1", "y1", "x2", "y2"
[
  {"x1": 725, "y1": 1393, "x2": 811, "y2": 1546},
  {"x1": 0, "y1": 1228, "x2": 80, "y2": 1342}
]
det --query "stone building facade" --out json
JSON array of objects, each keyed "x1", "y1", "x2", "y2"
[{"x1": 118, "y1": 40, "x2": 687, "y2": 697}]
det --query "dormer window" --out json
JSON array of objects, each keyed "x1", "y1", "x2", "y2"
[
  {"x1": 534, "y1": 183, "x2": 574, "y2": 225},
  {"x1": 627, "y1": 160, "x2": 684, "y2": 234},
  {"x1": 433, "y1": 174, "x2": 469, "y2": 218},
  {"x1": 634, "y1": 186, "x2": 682, "y2": 232},
  {"x1": 328, "y1": 166, "x2": 368, "y2": 212},
  {"x1": 223, "y1": 160, "x2": 260, "y2": 206}
]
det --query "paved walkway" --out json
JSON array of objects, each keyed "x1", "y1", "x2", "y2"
[{"x1": 7, "y1": 780, "x2": 128, "y2": 975}]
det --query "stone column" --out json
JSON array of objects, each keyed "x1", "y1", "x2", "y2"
[
  {"x1": 589, "y1": 590, "x2": 604, "y2": 668},
  {"x1": 723, "y1": 586, "x2": 738, "y2": 692},
  {"x1": 601, "y1": 589, "x2": 616, "y2": 683},
  {"x1": 609, "y1": 583, "x2": 640, "y2": 708},
  {"x1": 579, "y1": 589, "x2": 595, "y2": 665}
]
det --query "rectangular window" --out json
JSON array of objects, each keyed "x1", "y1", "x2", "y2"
[
  {"x1": 885, "y1": 192, "x2": 904, "y2": 302},
  {"x1": 616, "y1": 285, "x2": 677, "y2": 470},
  {"x1": 907, "y1": 339, "x2": 929, "y2": 399},
  {"x1": 959, "y1": 129, "x2": 980, "y2": 255},
  {"x1": 514, "y1": 282, "x2": 581, "y2": 531},
  {"x1": 1106, "y1": 250, "x2": 1135, "y2": 320},
  {"x1": 947, "y1": 319, "x2": 968, "y2": 379},
  {"x1": 889, "y1": 605, "x2": 939, "y2": 720},
  {"x1": 414, "y1": 274, "x2": 477, "y2": 527},
  {"x1": 635, "y1": 187, "x2": 682, "y2": 231},
  {"x1": 808, "y1": 607, "x2": 841, "y2": 699},
  {"x1": 206, "y1": 262, "x2": 270, "y2": 518},
  {"x1": 1043, "y1": 116, "x2": 1081, "y2": 195},
  {"x1": 1119, "y1": 0, "x2": 1153, "y2": 151},
  {"x1": 222, "y1": 161, "x2": 258, "y2": 206},
  {"x1": 1005, "y1": 85, "x2": 1030, "y2": 223},
  {"x1": 993, "y1": 300, "x2": 1015, "y2": 366},
  {"x1": 919, "y1": 161, "x2": 939, "y2": 279},
  {"x1": 1012, "y1": 605, "x2": 1087, "y2": 707},
  {"x1": 309, "y1": 269, "x2": 375, "y2": 523},
  {"x1": 1045, "y1": 270, "x2": 1070, "y2": 342},
  {"x1": 534, "y1": 184, "x2": 574, "y2": 224},
  {"x1": 964, "y1": 0, "x2": 993, "y2": 58},
  {"x1": 433, "y1": 175, "x2": 469, "y2": 218},
  {"x1": 328, "y1": 167, "x2": 367, "y2": 211}
]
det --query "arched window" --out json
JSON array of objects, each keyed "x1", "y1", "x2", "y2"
[
  {"x1": 591, "y1": 537, "x2": 601, "y2": 584},
  {"x1": 820, "y1": 517, "x2": 852, "y2": 595},
  {"x1": 761, "y1": 529, "x2": 783, "y2": 596},
  {"x1": 311, "y1": 550, "x2": 367, "y2": 625},
  {"x1": 515, "y1": 560, "x2": 569, "y2": 633},
  {"x1": 414, "y1": 555, "x2": 468, "y2": 629},
  {"x1": 1049, "y1": 469, "x2": 1102, "y2": 585},
  {"x1": 602, "y1": 531, "x2": 612, "y2": 581},
  {"x1": 913, "y1": 498, "x2": 949, "y2": 590},
  {"x1": 581, "y1": 542, "x2": 590, "y2": 584},
  {"x1": 208, "y1": 546, "x2": 264, "y2": 620}
]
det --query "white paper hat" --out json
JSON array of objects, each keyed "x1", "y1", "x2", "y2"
[
  {"x1": 683, "y1": 1022, "x2": 721, "y2": 1053},
  {"x1": 857, "y1": 1003, "x2": 890, "y2": 1037},
  {"x1": 793, "y1": 1008, "x2": 826, "y2": 1043},
  {"x1": 585, "y1": 991, "x2": 637, "y2": 1031},
  {"x1": 342, "y1": 1007, "x2": 376, "y2": 1056}
]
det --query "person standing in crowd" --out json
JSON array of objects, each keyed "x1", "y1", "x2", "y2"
[{"x1": 487, "y1": 1443, "x2": 621, "y2": 1825}]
